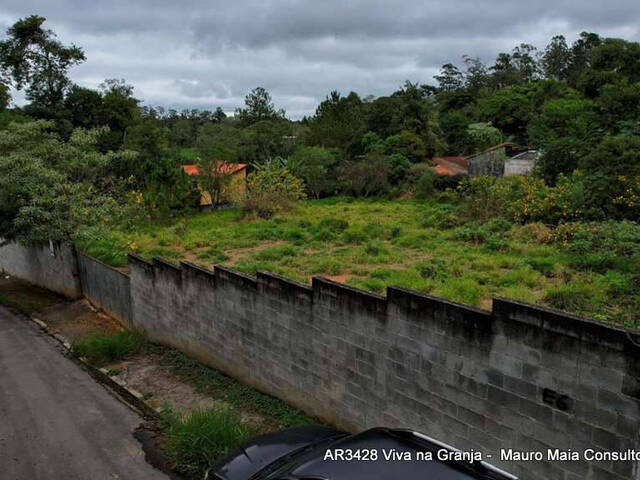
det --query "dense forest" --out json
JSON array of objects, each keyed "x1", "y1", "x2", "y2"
[{"x1": 1, "y1": 15, "x2": 639, "y2": 244}]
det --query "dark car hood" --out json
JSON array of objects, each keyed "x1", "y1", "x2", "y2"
[{"x1": 208, "y1": 425, "x2": 345, "y2": 480}]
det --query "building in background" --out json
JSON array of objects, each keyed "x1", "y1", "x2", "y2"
[
  {"x1": 182, "y1": 163, "x2": 248, "y2": 207},
  {"x1": 466, "y1": 143, "x2": 537, "y2": 177}
]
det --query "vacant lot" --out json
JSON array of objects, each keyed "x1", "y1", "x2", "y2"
[{"x1": 78, "y1": 197, "x2": 640, "y2": 328}]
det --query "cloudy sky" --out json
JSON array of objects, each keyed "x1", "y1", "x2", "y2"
[{"x1": 1, "y1": 1, "x2": 639, "y2": 118}]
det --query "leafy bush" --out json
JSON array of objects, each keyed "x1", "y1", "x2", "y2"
[
  {"x1": 163, "y1": 407, "x2": 255, "y2": 477},
  {"x1": 339, "y1": 154, "x2": 391, "y2": 197},
  {"x1": 414, "y1": 171, "x2": 437, "y2": 199},
  {"x1": 415, "y1": 258, "x2": 448, "y2": 279},
  {"x1": 243, "y1": 158, "x2": 306, "y2": 218}
]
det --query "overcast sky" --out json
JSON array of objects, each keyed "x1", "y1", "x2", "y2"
[{"x1": 1, "y1": 1, "x2": 639, "y2": 118}]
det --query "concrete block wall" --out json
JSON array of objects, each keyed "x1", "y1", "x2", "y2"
[
  {"x1": 0, "y1": 241, "x2": 81, "y2": 298},
  {"x1": 77, "y1": 253, "x2": 132, "y2": 326},
  {"x1": 129, "y1": 254, "x2": 640, "y2": 480}
]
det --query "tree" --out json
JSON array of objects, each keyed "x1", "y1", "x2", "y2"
[
  {"x1": 435, "y1": 63, "x2": 464, "y2": 91},
  {"x1": 288, "y1": 146, "x2": 337, "y2": 198},
  {"x1": 196, "y1": 122, "x2": 240, "y2": 163},
  {"x1": 308, "y1": 91, "x2": 366, "y2": 155},
  {"x1": 579, "y1": 134, "x2": 640, "y2": 218},
  {"x1": 195, "y1": 157, "x2": 234, "y2": 206},
  {"x1": 244, "y1": 158, "x2": 306, "y2": 218},
  {"x1": 511, "y1": 43, "x2": 541, "y2": 82},
  {"x1": 64, "y1": 85, "x2": 103, "y2": 130},
  {"x1": 384, "y1": 130, "x2": 428, "y2": 163},
  {"x1": 566, "y1": 32, "x2": 601, "y2": 86},
  {"x1": 0, "y1": 120, "x2": 134, "y2": 242},
  {"x1": 238, "y1": 118, "x2": 293, "y2": 163},
  {"x1": 122, "y1": 119, "x2": 196, "y2": 214},
  {"x1": 235, "y1": 86, "x2": 285, "y2": 126},
  {"x1": 339, "y1": 154, "x2": 391, "y2": 197},
  {"x1": 542, "y1": 35, "x2": 571, "y2": 80},
  {"x1": 0, "y1": 82, "x2": 10, "y2": 110},
  {"x1": 467, "y1": 122, "x2": 503, "y2": 152},
  {"x1": 462, "y1": 55, "x2": 489, "y2": 93},
  {"x1": 0, "y1": 15, "x2": 85, "y2": 113},
  {"x1": 99, "y1": 79, "x2": 140, "y2": 151},
  {"x1": 528, "y1": 97, "x2": 598, "y2": 182},
  {"x1": 480, "y1": 85, "x2": 533, "y2": 141}
]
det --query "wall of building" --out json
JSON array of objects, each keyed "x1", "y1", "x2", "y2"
[
  {"x1": 77, "y1": 253, "x2": 132, "y2": 326},
  {"x1": 468, "y1": 148, "x2": 507, "y2": 177},
  {"x1": 0, "y1": 241, "x2": 81, "y2": 298},
  {"x1": 129, "y1": 255, "x2": 640, "y2": 480},
  {"x1": 505, "y1": 159, "x2": 536, "y2": 176}
]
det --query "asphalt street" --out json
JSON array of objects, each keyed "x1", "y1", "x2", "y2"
[{"x1": 0, "y1": 305, "x2": 169, "y2": 480}]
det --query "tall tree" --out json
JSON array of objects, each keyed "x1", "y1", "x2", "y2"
[
  {"x1": 542, "y1": 35, "x2": 571, "y2": 80},
  {"x1": 462, "y1": 55, "x2": 489, "y2": 93},
  {"x1": 235, "y1": 86, "x2": 285, "y2": 126},
  {"x1": 434, "y1": 63, "x2": 464, "y2": 92},
  {"x1": 0, "y1": 15, "x2": 85, "y2": 113}
]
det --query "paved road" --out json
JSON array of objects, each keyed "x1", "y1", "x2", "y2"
[{"x1": 0, "y1": 305, "x2": 169, "y2": 480}]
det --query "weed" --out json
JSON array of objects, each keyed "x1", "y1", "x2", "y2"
[
  {"x1": 254, "y1": 245, "x2": 299, "y2": 261},
  {"x1": 196, "y1": 247, "x2": 229, "y2": 263},
  {"x1": 72, "y1": 330, "x2": 145, "y2": 365},
  {"x1": 545, "y1": 283, "x2": 594, "y2": 312},
  {"x1": 162, "y1": 406, "x2": 256, "y2": 478}
]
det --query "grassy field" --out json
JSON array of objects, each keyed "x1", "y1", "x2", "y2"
[{"x1": 78, "y1": 197, "x2": 640, "y2": 328}]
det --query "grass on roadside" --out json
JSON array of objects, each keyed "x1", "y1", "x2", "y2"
[
  {"x1": 161, "y1": 406, "x2": 257, "y2": 478},
  {"x1": 71, "y1": 329, "x2": 145, "y2": 365},
  {"x1": 157, "y1": 348, "x2": 314, "y2": 427}
]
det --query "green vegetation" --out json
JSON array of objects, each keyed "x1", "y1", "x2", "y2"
[
  {"x1": 78, "y1": 198, "x2": 640, "y2": 328},
  {"x1": 1, "y1": 17, "x2": 639, "y2": 329},
  {"x1": 158, "y1": 348, "x2": 313, "y2": 427},
  {"x1": 161, "y1": 406, "x2": 256, "y2": 478},
  {"x1": 71, "y1": 330, "x2": 145, "y2": 365}
]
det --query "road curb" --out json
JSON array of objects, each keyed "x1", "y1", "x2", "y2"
[{"x1": 29, "y1": 315, "x2": 160, "y2": 421}]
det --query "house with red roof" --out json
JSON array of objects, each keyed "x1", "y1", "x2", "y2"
[{"x1": 182, "y1": 162, "x2": 248, "y2": 206}]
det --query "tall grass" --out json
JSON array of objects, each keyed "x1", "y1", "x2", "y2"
[
  {"x1": 162, "y1": 407, "x2": 256, "y2": 478},
  {"x1": 72, "y1": 330, "x2": 145, "y2": 365}
]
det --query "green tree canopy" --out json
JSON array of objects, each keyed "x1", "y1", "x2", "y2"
[{"x1": 0, "y1": 15, "x2": 85, "y2": 113}]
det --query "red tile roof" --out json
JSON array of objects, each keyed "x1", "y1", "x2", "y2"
[
  {"x1": 430, "y1": 156, "x2": 468, "y2": 176},
  {"x1": 182, "y1": 163, "x2": 247, "y2": 176}
]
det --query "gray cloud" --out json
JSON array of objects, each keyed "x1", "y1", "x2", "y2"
[{"x1": 1, "y1": 1, "x2": 639, "y2": 118}]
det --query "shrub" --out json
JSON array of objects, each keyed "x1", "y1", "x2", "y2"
[
  {"x1": 414, "y1": 171, "x2": 437, "y2": 199},
  {"x1": 438, "y1": 278, "x2": 484, "y2": 305},
  {"x1": 72, "y1": 330, "x2": 145, "y2": 365},
  {"x1": 339, "y1": 154, "x2": 391, "y2": 197},
  {"x1": 243, "y1": 159, "x2": 306, "y2": 218},
  {"x1": 524, "y1": 257, "x2": 557, "y2": 277},
  {"x1": 415, "y1": 258, "x2": 448, "y2": 279},
  {"x1": 511, "y1": 222, "x2": 552, "y2": 244},
  {"x1": 163, "y1": 407, "x2": 255, "y2": 477}
]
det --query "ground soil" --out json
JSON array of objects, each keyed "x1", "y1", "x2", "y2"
[
  {"x1": 105, "y1": 352, "x2": 278, "y2": 431},
  {"x1": 0, "y1": 275, "x2": 65, "y2": 315},
  {"x1": 38, "y1": 300, "x2": 124, "y2": 342}
]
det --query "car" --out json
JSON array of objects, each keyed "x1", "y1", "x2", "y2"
[{"x1": 206, "y1": 425, "x2": 518, "y2": 480}]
